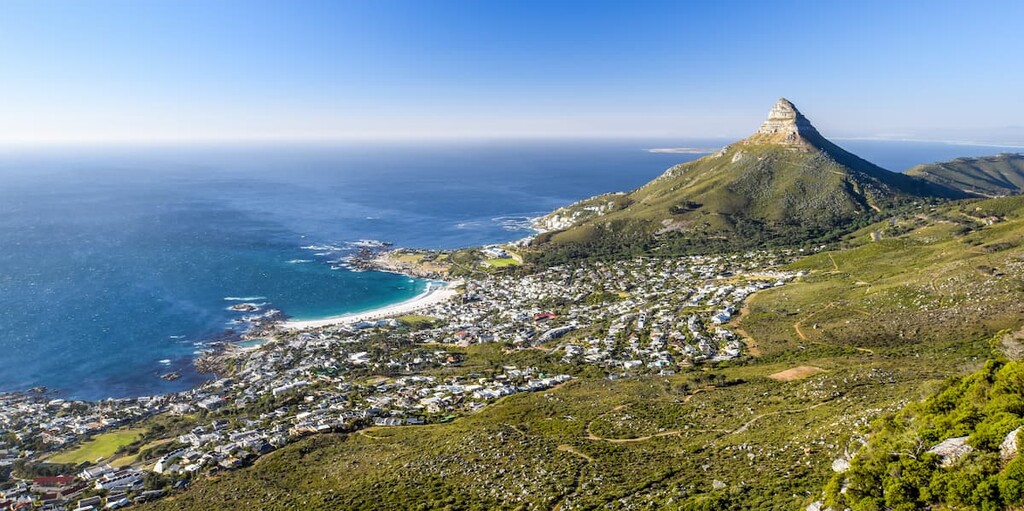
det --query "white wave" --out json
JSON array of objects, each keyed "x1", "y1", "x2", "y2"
[
  {"x1": 158, "y1": 359, "x2": 171, "y2": 365},
  {"x1": 224, "y1": 296, "x2": 267, "y2": 301},
  {"x1": 454, "y1": 221, "x2": 481, "y2": 230},
  {"x1": 348, "y1": 239, "x2": 388, "y2": 248},
  {"x1": 301, "y1": 244, "x2": 345, "y2": 252},
  {"x1": 493, "y1": 216, "x2": 534, "y2": 231},
  {"x1": 287, "y1": 259, "x2": 312, "y2": 264},
  {"x1": 168, "y1": 335, "x2": 185, "y2": 339}
]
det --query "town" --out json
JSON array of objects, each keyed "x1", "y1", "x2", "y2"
[{"x1": 0, "y1": 249, "x2": 800, "y2": 510}]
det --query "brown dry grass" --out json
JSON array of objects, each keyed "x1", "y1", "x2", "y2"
[{"x1": 768, "y1": 365, "x2": 826, "y2": 382}]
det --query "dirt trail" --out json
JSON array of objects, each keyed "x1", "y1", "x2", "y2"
[
  {"x1": 731, "y1": 304, "x2": 761, "y2": 357},
  {"x1": 357, "y1": 430, "x2": 387, "y2": 440},
  {"x1": 583, "y1": 390, "x2": 719, "y2": 443},
  {"x1": 557, "y1": 444, "x2": 594, "y2": 462},
  {"x1": 731, "y1": 401, "x2": 829, "y2": 435}
]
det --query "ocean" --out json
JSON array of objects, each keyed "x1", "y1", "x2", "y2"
[{"x1": 0, "y1": 138, "x2": 1016, "y2": 399}]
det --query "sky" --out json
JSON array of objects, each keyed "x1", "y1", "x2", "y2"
[{"x1": 1, "y1": 0, "x2": 1022, "y2": 144}]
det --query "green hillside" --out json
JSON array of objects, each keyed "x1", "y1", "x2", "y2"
[
  {"x1": 819, "y1": 358, "x2": 1024, "y2": 511},
  {"x1": 142, "y1": 197, "x2": 1024, "y2": 511},
  {"x1": 529, "y1": 99, "x2": 965, "y2": 265},
  {"x1": 907, "y1": 153, "x2": 1024, "y2": 198}
]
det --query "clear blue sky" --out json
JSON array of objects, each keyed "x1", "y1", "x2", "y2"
[{"x1": 1, "y1": 0, "x2": 1022, "y2": 143}]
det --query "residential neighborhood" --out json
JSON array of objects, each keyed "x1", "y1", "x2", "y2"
[{"x1": 0, "y1": 250, "x2": 799, "y2": 510}]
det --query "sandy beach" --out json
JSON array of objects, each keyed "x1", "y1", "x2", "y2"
[{"x1": 281, "y1": 281, "x2": 461, "y2": 330}]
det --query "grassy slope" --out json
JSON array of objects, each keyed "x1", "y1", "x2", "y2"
[
  {"x1": 142, "y1": 197, "x2": 1024, "y2": 511},
  {"x1": 907, "y1": 153, "x2": 1024, "y2": 197},
  {"x1": 743, "y1": 197, "x2": 1024, "y2": 360},
  {"x1": 529, "y1": 142, "x2": 959, "y2": 265}
]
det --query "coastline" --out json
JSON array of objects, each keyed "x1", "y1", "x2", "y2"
[{"x1": 281, "y1": 279, "x2": 462, "y2": 329}]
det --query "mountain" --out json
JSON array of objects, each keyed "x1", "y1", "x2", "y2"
[
  {"x1": 906, "y1": 152, "x2": 1024, "y2": 197},
  {"x1": 530, "y1": 98, "x2": 965, "y2": 262}
]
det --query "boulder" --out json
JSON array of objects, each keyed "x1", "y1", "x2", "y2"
[
  {"x1": 927, "y1": 436, "x2": 973, "y2": 467},
  {"x1": 1001, "y1": 426, "x2": 1023, "y2": 460}
]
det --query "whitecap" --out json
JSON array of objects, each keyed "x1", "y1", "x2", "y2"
[
  {"x1": 494, "y1": 216, "x2": 534, "y2": 231},
  {"x1": 287, "y1": 259, "x2": 312, "y2": 264},
  {"x1": 168, "y1": 335, "x2": 185, "y2": 339},
  {"x1": 302, "y1": 244, "x2": 344, "y2": 252},
  {"x1": 348, "y1": 239, "x2": 388, "y2": 248},
  {"x1": 158, "y1": 359, "x2": 171, "y2": 365}
]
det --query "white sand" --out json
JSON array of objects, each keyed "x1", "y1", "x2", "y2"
[{"x1": 281, "y1": 281, "x2": 461, "y2": 330}]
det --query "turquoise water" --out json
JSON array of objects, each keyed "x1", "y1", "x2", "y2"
[
  {"x1": 0, "y1": 139, "x2": 1014, "y2": 399},
  {"x1": 234, "y1": 338, "x2": 269, "y2": 349}
]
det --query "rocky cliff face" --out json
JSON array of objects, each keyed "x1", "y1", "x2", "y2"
[{"x1": 744, "y1": 98, "x2": 826, "y2": 149}]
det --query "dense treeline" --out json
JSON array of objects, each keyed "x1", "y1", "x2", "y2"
[{"x1": 824, "y1": 356, "x2": 1024, "y2": 510}]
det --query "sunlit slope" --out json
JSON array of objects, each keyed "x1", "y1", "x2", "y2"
[
  {"x1": 907, "y1": 152, "x2": 1024, "y2": 197},
  {"x1": 740, "y1": 195, "x2": 1024, "y2": 358},
  {"x1": 531, "y1": 99, "x2": 964, "y2": 262}
]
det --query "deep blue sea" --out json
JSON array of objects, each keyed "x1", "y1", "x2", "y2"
[{"x1": 0, "y1": 138, "x2": 1017, "y2": 399}]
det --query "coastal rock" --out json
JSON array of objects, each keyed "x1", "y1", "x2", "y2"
[
  {"x1": 531, "y1": 193, "x2": 625, "y2": 233},
  {"x1": 228, "y1": 303, "x2": 262, "y2": 312}
]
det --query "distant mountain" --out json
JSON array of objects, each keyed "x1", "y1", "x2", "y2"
[
  {"x1": 906, "y1": 153, "x2": 1024, "y2": 197},
  {"x1": 530, "y1": 98, "x2": 965, "y2": 262}
]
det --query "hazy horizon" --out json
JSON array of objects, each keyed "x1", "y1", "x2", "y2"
[{"x1": 2, "y1": 0, "x2": 1023, "y2": 145}]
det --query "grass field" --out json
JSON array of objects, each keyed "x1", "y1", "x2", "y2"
[
  {"x1": 483, "y1": 257, "x2": 520, "y2": 267},
  {"x1": 48, "y1": 428, "x2": 145, "y2": 465},
  {"x1": 397, "y1": 314, "x2": 439, "y2": 328}
]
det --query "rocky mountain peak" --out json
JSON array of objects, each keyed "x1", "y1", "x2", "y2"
[{"x1": 747, "y1": 98, "x2": 823, "y2": 147}]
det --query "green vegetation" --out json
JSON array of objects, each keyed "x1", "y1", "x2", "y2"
[
  {"x1": 528, "y1": 131, "x2": 963, "y2": 266},
  {"x1": 823, "y1": 356, "x2": 1024, "y2": 511},
  {"x1": 908, "y1": 153, "x2": 1024, "y2": 197},
  {"x1": 483, "y1": 257, "x2": 520, "y2": 267},
  {"x1": 397, "y1": 314, "x2": 440, "y2": 329},
  {"x1": 47, "y1": 428, "x2": 145, "y2": 465}
]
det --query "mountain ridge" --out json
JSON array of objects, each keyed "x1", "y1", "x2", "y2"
[
  {"x1": 907, "y1": 152, "x2": 1024, "y2": 197},
  {"x1": 529, "y1": 98, "x2": 965, "y2": 263}
]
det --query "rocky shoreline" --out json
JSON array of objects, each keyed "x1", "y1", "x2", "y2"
[{"x1": 348, "y1": 248, "x2": 451, "y2": 280}]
